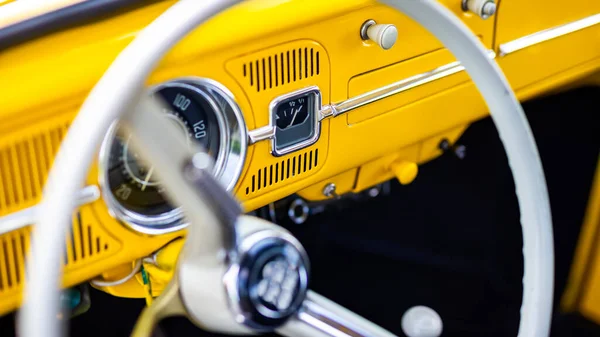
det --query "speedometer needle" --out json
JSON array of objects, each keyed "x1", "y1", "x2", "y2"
[{"x1": 141, "y1": 166, "x2": 155, "y2": 191}]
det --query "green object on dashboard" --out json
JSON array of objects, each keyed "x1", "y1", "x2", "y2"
[
  {"x1": 60, "y1": 288, "x2": 82, "y2": 310},
  {"x1": 59, "y1": 285, "x2": 91, "y2": 318}
]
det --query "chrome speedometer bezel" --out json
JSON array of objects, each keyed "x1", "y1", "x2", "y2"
[{"x1": 98, "y1": 77, "x2": 247, "y2": 235}]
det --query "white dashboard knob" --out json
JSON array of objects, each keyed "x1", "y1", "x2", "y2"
[
  {"x1": 463, "y1": 0, "x2": 497, "y2": 19},
  {"x1": 361, "y1": 20, "x2": 398, "y2": 50},
  {"x1": 401, "y1": 305, "x2": 443, "y2": 337}
]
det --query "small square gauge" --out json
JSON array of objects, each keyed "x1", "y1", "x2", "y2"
[{"x1": 270, "y1": 87, "x2": 321, "y2": 156}]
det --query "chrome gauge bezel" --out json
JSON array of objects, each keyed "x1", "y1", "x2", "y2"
[
  {"x1": 98, "y1": 77, "x2": 247, "y2": 235},
  {"x1": 269, "y1": 86, "x2": 322, "y2": 157}
]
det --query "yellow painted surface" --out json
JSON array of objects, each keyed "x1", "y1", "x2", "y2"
[
  {"x1": 495, "y1": 0, "x2": 600, "y2": 45},
  {"x1": 390, "y1": 161, "x2": 419, "y2": 185},
  {"x1": 497, "y1": 23, "x2": 600, "y2": 92},
  {"x1": 347, "y1": 49, "x2": 470, "y2": 125},
  {"x1": 354, "y1": 144, "x2": 420, "y2": 192},
  {"x1": 297, "y1": 169, "x2": 358, "y2": 202},
  {"x1": 225, "y1": 39, "x2": 331, "y2": 203},
  {"x1": 0, "y1": 0, "x2": 598, "y2": 313}
]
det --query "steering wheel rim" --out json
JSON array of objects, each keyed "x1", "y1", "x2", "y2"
[{"x1": 19, "y1": 1, "x2": 554, "y2": 337}]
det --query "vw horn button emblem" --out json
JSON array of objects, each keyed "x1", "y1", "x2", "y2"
[
  {"x1": 231, "y1": 230, "x2": 309, "y2": 331},
  {"x1": 256, "y1": 256, "x2": 300, "y2": 311}
]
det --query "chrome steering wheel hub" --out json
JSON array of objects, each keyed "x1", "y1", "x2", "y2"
[{"x1": 229, "y1": 230, "x2": 310, "y2": 330}]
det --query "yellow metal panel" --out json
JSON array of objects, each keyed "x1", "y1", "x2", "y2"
[
  {"x1": 347, "y1": 49, "x2": 470, "y2": 125},
  {"x1": 297, "y1": 169, "x2": 359, "y2": 201},
  {"x1": 226, "y1": 40, "x2": 331, "y2": 204},
  {"x1": 321, "y1": 81, "x2": 486, "y2": 183},
  {"x1": 517, "y1": 57, "x2": 600, "y2": 103},
  {"x1": 495, "y1": 0, "x2": 600, "y2": 45},
  {"x1": 354, "y1": 143, "x2": 420, "y2": 193},
  {"x1": 498, "y1": 23, "x2": 600, "y2": 91}
]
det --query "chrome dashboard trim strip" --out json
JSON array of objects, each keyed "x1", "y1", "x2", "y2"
[
  {"x1": 248, "y1": 125, "x2": 276, "y2": 144},
  {"x1": 499, "y1": 13, "x2": 600, "y2": 56},
  {"x1": 331, "y1": 61, "x2": 463, "y2": 116},
  {"x1": 0, "y1": 185, "x2": 100, "y2": 235},
  {"x1": 327, "y1": 49, "x2": 496, "y2": 118}
]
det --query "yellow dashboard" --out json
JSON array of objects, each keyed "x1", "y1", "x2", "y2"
[{"x1": 0, "y1": 0, "x2": 599, "y2": 316}]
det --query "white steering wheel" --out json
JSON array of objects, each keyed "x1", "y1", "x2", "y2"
[{"x1": 18, "y1": 1, "x2": 554, "y2": 337}]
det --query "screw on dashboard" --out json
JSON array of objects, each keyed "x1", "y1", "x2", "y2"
[
  {"x1": 322, "y1": 183, "x2": 341, "y2": 200},
  {"x1": 438, "y1": 138, "x2": 467, "y2": 159},
  {"x1": 438, "y1": 138, "x2": 452, "y2": 151},
  {"x1": 367, "y1": 187, "x2": 380, "y2": 197},
  {"x1": 454, "y1": 144, "x2": 467, "y2": 159}
]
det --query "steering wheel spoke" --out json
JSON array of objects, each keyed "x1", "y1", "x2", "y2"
[
  {"x1": 131, "y1": 281, "x2": 186, "y2": 337},
  {"x1": 278, "y1": 291, "x2": 397, "y2": 337},
  {"x1": 123, "y1": 95, "x2": 239, "y2": 260}
]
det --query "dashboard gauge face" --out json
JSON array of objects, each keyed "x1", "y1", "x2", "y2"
[
  {"x1": 156, "y1": 86, "x2": 221, "y2": 156},
  {"x1": 271, "y1": 87, "x2": 321, "y2": 156},
  {"x1": 106, "y1": 134, "x2": 174, "y2": 217},
  {"x1": 105, "y1": 84, "x2": 220, "y2": 220},
  {"x1": 275, "y1": 96, "x2": 309, "y2": 130},
  {"x1": 100, "y1": 79, "x2": 248, "y2": 234}
]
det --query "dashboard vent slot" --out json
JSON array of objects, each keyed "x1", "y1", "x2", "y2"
[
  {"x1": 0, "y1": 123, "x2": 68, "y2": 216},
  {"x1": 0, "y1": 116, "x2": 121, "y2": 308},
  {"x1": 0, "y1": 228, "x2": 27, "y2": 292},
  {"x1": 65, "y1": 211, "x2": 112, "y2": 265},
  {"x1": 0, "y1": 211, "x2": 118, "y2": 296},
  {"x1": 243, "y1": 48, "x2": 320, "y2": 93},
  {"x1": 245, "y1": 149, "x2": 319, "y2": 195}
]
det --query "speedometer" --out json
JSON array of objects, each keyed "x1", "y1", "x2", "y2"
[
  {"x1": 157, "y1": 84, "x2": 221, "y2": 156},
  {"x1": 99, "y1": 78, "x2": 247, "y2": 234}
]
